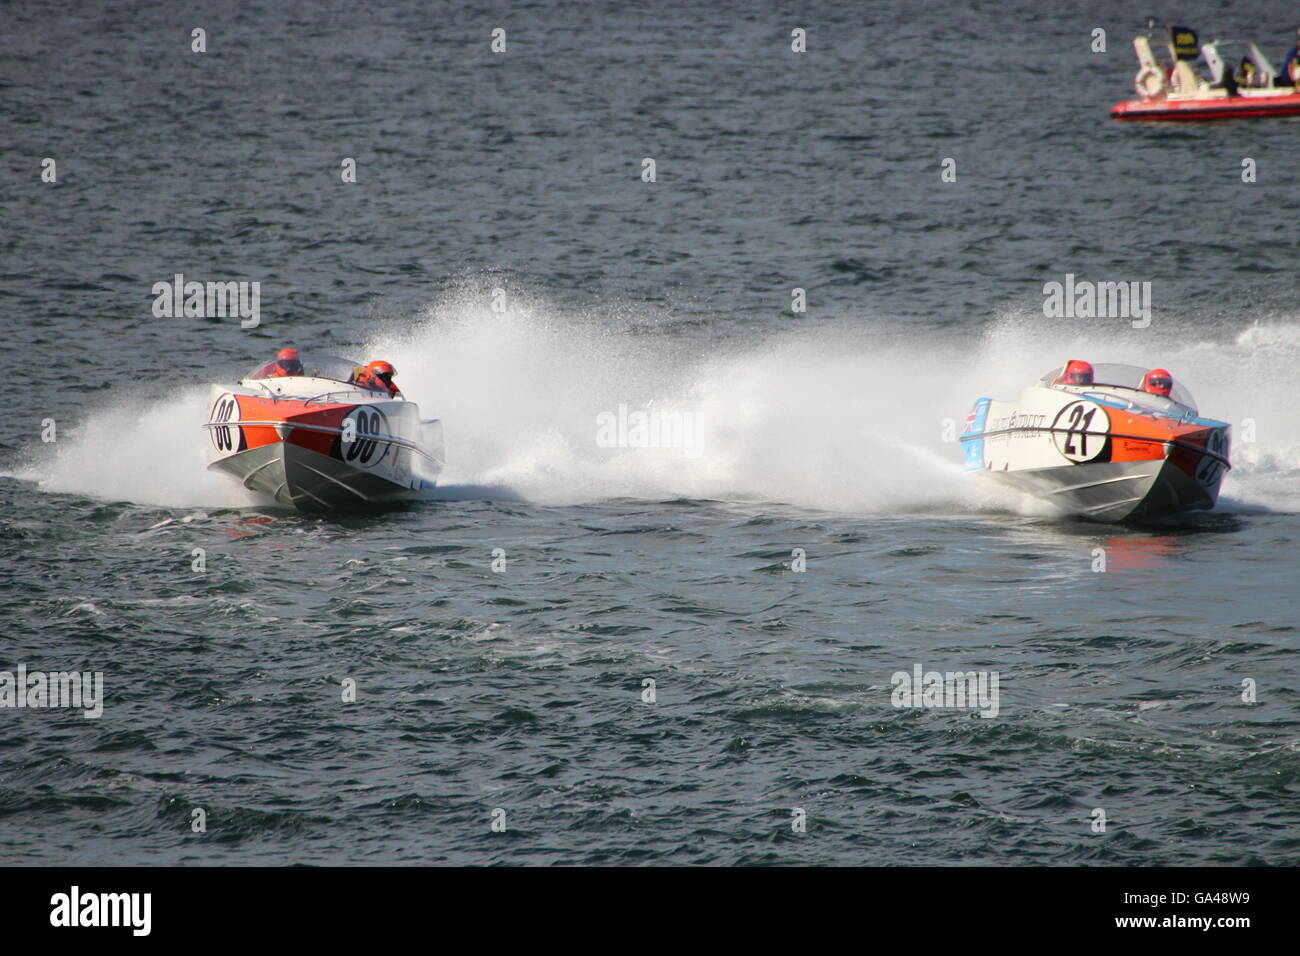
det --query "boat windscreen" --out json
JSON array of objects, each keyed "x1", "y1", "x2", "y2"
[
  {"x1": 246, "y1": 353, "x2": 361, "y2": 383},
  {"x1": 1038, "y1": 363, "x2": 1197, "y2": 411}
]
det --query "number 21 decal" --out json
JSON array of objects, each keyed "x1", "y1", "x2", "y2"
[{"x1": 1051, "y1": 400, "x2": 1110, "y2": 463}]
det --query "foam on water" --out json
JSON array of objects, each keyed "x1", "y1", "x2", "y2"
[
  {"x1": 368, "y1": 288, "x2": 1300, "y2": 515},
  {"x1": 15, "y1": 286, "x2": 1300, "y2": 516},
  {"x1": 12, "y1": 387, "x2": 263, "y2": 509}
]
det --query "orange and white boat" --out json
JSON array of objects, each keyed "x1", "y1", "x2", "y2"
[
  {"x1": 960, "y1": 363, "x2": 1230, "y2": 522},
  {"x1": 1112, "y1": 28, "x2": 1300, "y2": 121},
  {"x1": 203, "y1": 354, "x2": 444, "y2": 510}
]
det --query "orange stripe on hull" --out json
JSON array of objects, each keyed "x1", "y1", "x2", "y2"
[
  {"x1": 1103, "y1": 412, "x2": 1214, "y2": 467},
  {"x1": 233, "y1": 396, "x2": 350, "y2": 456}
]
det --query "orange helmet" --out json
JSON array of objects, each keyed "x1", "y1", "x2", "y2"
[
  {"x1": 1142, "y1": 368, "x2": 1173, "y2": 397},
  {"x1": 363, "y1": 360, "x2": 397, "y2": 390},
  {"x1": 1062, "y1": 360, "x2": 1094, "y2": 386},
  {"x1": 273, "y1": 347, "x2": 302, "y2": 375}
]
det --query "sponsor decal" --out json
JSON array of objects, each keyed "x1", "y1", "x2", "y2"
[{"x1": 961, "y1": 398, "x2": 990, "y2": 470}]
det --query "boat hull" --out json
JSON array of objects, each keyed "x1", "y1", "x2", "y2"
[
  {"x1": 975, "y1": 457, "x2": 1216, "y2": 523},
  {"x1": 209, "y1": 439, "x2": 435, "y2": 509},
  {"x1": 204, "y1": 381, "x2": 443, "y2": 511}
]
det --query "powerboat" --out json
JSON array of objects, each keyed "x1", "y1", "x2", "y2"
[
  {"x1": 203, "y1": 353, "x2": 444, "y2": 510},
  {"x1": 959, "y1": 363, "x2": 1230, "y2": 522},
  {"x1": 1112, "y1": 30, "x2": 1300, "y2": 120}
]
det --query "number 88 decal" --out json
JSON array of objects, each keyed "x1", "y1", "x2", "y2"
[
  {"x1": 342, "y1": 407, "x2": 390, "y2": 467},
  {"x1": 209, "y1": 394, "x2": 239, "y2": 452},
  {"x1": 1051, "y1": 400, "x2": 1110, "y2": 463},
  {"x1": 1197, "y1": 428, "x2": 1228, "y2": 487}
]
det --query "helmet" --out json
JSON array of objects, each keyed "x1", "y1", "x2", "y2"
[
  {"x1": 275, "y1": 348, "x2": 302, "y2": 375},
  {"x1": 366, "y1": 360, "x2": 397, "y2": 387},
  {"x1": 1142, "y1": 368, "x2": 1173, "y2": 396},
  {"x1": 1062, "y1": 360, "x2": 1094, "y2": 386}
]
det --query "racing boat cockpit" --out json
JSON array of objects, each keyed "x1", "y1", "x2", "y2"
[
  {"x1": 1039, "y1": 363, "x2": 1199, "y2": 419},
  {"x1": 240, "y1": 354, "x2": 401, "y2": 402}
]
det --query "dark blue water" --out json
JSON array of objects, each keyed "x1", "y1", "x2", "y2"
[{"x1": 1, "y1": 0, "x2": 1297, "y2": 865}]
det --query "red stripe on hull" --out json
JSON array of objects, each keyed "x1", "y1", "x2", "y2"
[{"x1": 1112, "y1": 94, "x2": 1300, "y2": 121}]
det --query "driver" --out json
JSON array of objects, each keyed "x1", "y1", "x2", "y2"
[
  {"x1": 1055, "y1": 360, "x2": 1094, "y2": 387},
  {"x1": 268, "y1": 348, "x2": 303, "y2": 377},
  {"x1": 1141, "y1": 368, "x2": 1173, "y2": 397},
  {"x1": 353, "y1": 360, "x2": 401, "y2": 397}
]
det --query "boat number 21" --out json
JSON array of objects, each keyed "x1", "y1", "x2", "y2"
[
  {"x1": 1064, "y1": 404, "x2": 1098, "y2": 457},
  {"x1": 1053, "y1": 401, "x2": 1108, "y2": 463}
]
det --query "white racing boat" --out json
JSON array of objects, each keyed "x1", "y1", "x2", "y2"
[
  {"x1": 960, "y1": 362, "x2": 1230, "y2": 522},
  {"x1": 203, "y1": 352, "x2": 444, "y2": 510}
]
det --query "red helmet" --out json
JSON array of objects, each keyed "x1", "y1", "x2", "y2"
[
  {"x1": 274, "y1": 347, "x2": 302, "y2": 375},
  {"x1": 1142, "y1": 368, "x2": 1173, "y2": 397},
  {"x1": 365, "y1": 360, "x2": 397, "y2": 389},
  {"x1": 1062, "y1": 360, "x2": 1094, "y2": 386}
]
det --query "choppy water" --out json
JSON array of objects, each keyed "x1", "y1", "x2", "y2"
[{"x1": 1, "y1": 0, "x2": 1298, "y2": 865}]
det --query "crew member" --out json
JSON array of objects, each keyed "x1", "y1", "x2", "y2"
[
  {"x1": 1235, "y1": 56, "x2": 1257, "y2": 89},
  {"x1": 1282, "y1": 27, "x2": 1300, "y2": 85},
  {"x1": 1141, "y1": 368, "x2": 1173, "y2": 397},
  {"x1": 1055, "y1": 360, "x2": 1094, "y2": 387},
  {"x1": 353, "y1": 360, "x2": 401, "y2": 397},
  {"x1": 266, "y1": 347, "x2": 303, "y2": 377}
]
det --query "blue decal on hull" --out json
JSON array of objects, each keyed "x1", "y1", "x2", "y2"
[{"x1": 960, "y1": 398, "x2": 990, "y2": 471}]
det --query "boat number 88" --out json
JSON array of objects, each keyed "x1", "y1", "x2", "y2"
[
  {"x1": 344, "y1": 410, "x2": 387, "y2": 465},
  {"x1": 211, "y1": 396, "x2": 238, "y2": 451}
]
